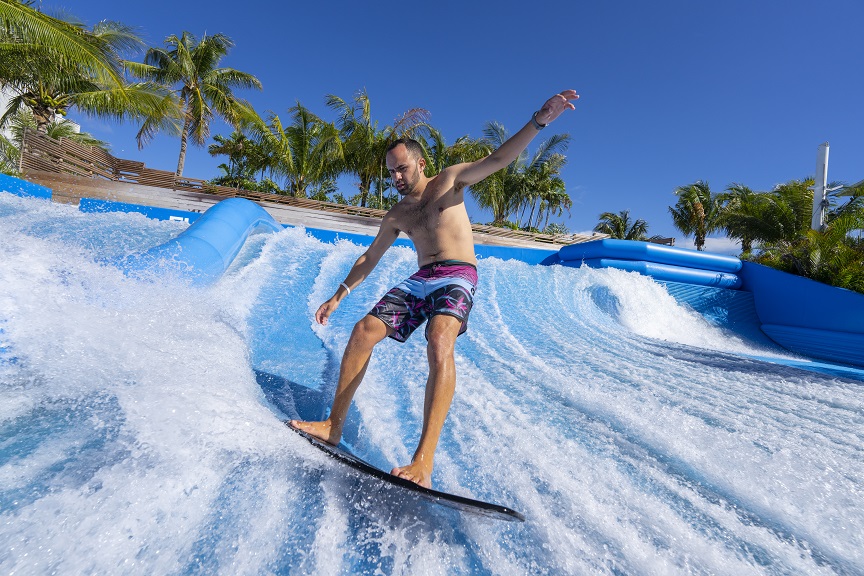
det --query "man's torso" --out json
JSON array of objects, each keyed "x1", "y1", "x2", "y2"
[{"x1": 389, "y1": 170, "x2": 476, "y2": 267}]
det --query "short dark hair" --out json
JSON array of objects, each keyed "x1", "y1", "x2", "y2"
[{"x1": 386, "y1": 138, "x2": 424, "y2": 160}]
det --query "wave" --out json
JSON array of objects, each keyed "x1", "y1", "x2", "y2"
[{"x1": 1, "y1": 193, "x2": 862, "y2": 574}]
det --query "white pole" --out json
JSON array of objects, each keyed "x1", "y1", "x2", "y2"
[{"x1": 811, "y1": 142, "x2": 830, "y2": 231}]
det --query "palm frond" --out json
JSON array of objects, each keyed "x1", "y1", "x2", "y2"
[{"x1": 0, "y1": 1, "x2": 124, "y2": 86}]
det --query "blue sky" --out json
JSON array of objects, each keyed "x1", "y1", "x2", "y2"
[{"x1": 66, "y1": 0, "x2": 864, "y2": 249}]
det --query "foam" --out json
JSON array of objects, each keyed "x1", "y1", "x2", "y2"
[{"x1": 1, "y1": 193, "x2": 862, "y2": 574}]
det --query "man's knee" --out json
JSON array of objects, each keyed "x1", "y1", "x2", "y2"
[
  {"x1": 426, "y1": 315, "x2": 460, "y2": 362},
  {"x1": 351, "y1": 315, "x2": 390, "y2": 346}
]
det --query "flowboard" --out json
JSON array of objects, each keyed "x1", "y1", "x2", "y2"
[{"x1": 286, "y1": 423, "x2": 525, "y2": 522}]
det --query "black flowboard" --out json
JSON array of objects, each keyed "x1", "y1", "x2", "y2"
[{"x1": 286, "y1": 423, "x2": 525, "y2": 522}]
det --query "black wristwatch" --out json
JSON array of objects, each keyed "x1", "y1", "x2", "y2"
[{"x1": 531, "y1": 111, "x2": 547, "y2": 130}]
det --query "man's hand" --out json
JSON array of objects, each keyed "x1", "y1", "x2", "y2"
[
  {"x1": 535, "y1": 89, "x2": 579, "y2": 126},
  {"x1": 315, "y1": 298, "x2": 339, "y2": 325}
]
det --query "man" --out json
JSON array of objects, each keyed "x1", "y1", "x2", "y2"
[{"x1": 291, "y1": 90, "x2": 579, "y2": 488}]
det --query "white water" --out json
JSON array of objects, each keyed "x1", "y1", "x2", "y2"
[{"x1": 1, "y1": 193, "x2": 862, "y2": 575}]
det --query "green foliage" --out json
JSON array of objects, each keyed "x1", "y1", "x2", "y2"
[
  {"x1": 469, "y1": 121, "x2": 573, "y2": 229},
  {"x1": 326, "y1": 89, "x2": 427, "y2": 207},
  {"x1": 0, "y1": 2, "x2": 175, "y2": 135},
  {"x1": 413, "y1": 127, "x2": 490, "y2": 176},
  {"x1": 594, "y1": 210, "x2": 649, "y2": 240},
  {"x1": 206, "y1": 130, "x2": 261, "y2": 188},
  {"x1": 752, "y1": 208, "x2": 864, "y2": 293},
  {"x1": 308, "y1": 179, "x2": 338, "y2": 202},
  {"x1": 669, "y1": 180, "x2": 721, "y2": 251},
  {"x1": 673, "y1": 175, "x2": 864, "y2": 294},
  {"x1": 133, "y1": 31, "x2": 262, "y2": 175},
  {"x1": 713, "y1": 179, "x2": 815, "y2": 255},
  {"x1": 0, "y1": 107, "x2": 107, "y2": 174},
  {"x1": 543, "y1": 222, "x2": 570, "y2": 235},
  {"x1": 246, "y1": 102, "x2": 342, "y2": 198}
]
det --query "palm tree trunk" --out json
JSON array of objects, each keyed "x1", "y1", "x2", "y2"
[
  {"x1": 359, "y1": 175, "x2": 371, "y2": 207},
  {"x1": 528, "y1": 199, "x2": 540, "y2": 230},
  {"x1": 176, "y1": 109, "x2": 193, "y2": 177},
  {"x1": 695, "y1": 201, "x2": 706, "y2": 251},
  {"x1": 32, "y1": 107, "x2": 54, "y2": 134}
]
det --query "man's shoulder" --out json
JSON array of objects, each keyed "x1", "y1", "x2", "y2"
[
  {"x1": 428, "y1": 165, "x2": 472, "y2": 194},
  {"x1": 386, "y1": 196, "x2": 410, "y2": 214},
  {"x1": 437, "y1": 163, "x2": 476, "y2": 193},
  {"x1": 382, "y1": 199, "x2": 409, "y2": 225}
]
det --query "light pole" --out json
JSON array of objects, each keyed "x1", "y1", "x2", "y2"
[{"x1": 811, "y1": 143, "x2": 830, "y2": 231}]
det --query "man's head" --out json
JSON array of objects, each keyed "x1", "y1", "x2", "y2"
[{"x1": 386, "y1": 138, "x2": 426, "y2": 195}]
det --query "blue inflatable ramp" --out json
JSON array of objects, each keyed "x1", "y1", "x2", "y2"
[
  {"x1": 119, "y1": 198, "x2": 283, "y2": 285},
  {"x1": 559, "y1": 239, "x2": 743, "y2": 289}
]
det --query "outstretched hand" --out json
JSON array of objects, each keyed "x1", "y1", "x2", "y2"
[
  {"x1": 535, "y1": 89, "x2": 579, "y2": 125},
  {"x1": 315, "y1": 299, "x2": 338, "y2": 325}
]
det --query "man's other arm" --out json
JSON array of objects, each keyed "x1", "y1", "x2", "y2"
[
  {"x1": 314, "y1": 215, "x2": 401, "y2": 325},
  {"x1": 451, "y1": 90, "x2": 579, "y2": 189}
]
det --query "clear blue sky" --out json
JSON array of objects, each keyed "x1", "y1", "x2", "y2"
[{"x1": 66, "y1": 0, "x2": 864, "y2": 248}]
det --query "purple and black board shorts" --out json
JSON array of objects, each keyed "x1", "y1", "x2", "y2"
[{"x1": 369, "y1": 260, "x2": 478, "y2": 342}]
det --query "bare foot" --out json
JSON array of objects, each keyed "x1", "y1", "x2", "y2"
[
  {"x1": 391, "y1": 460, "x2": 433, "y2": 489},
  {"x1": 288, "y1": 419, "x2": 341, "y2": 445}
]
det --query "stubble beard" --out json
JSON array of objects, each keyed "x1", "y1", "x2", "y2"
[{"x1": 395, "y1": 164, "x2": 421, "y2": 197}]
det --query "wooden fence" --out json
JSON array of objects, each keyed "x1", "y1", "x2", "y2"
[{"x1": 20, "y1": 129, "x2": 603, "y2": 246}]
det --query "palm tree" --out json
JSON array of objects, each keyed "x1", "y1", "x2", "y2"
[
  {"x1": 469, "y1": 121, "x2": 571, "y2": 227},
  {"x1": 716, "y1": 183, "x2": 763, "y2": 254},
  {"x1": 828, "y1": 181, "x2": 864, "y2": 222},
  {"x1": 468, "y1": 122, "x2": 521, "y2": 225},
  {"x1": 248, "y1": 102, "x2": 343, "y2": 198},
  {"x1": 131, "y1": 31, "x2": 262, "y2": 176},
  {"x1": 413, "y1": 126, "x2": 490, "y2": 176},
  {"x1": 326, "y1": 89, "x2": 428, "y2": 207},
  {"x1": 669, "y1": 180, "x2": 721, "y2": 251},
  {"x1": 754, "y1": 207, "x2": 864, "y2": 293},
  {"x1": 594, "y1": 210, "x2": 649, "y2": 240},
  {"x1": 0, "y1": 1, "x2": 129, "y2": 89},
  {"x1": 207, "y1": 130, "x2": 254, "y2": 185},
  {"x1": 0, "y1": 4, "x2": 176, "y2": 134},
  {"x1": 768, "y1": 178, "x2": 815, "y2": 240},
  {"x1": 519, "y1": 147, "x2": 571, "y2": 230},
  {"x1": 543, "y1": 222, "x2": 570, "y2": 235}
]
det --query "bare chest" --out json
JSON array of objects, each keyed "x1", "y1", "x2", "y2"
[{"x1": 398, "y1": 197, "x2": 445, "y2": 237}]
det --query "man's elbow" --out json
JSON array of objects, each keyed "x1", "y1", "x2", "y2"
[{"x1": 484, "y1": 152, "x2": 511, "y2": 172}]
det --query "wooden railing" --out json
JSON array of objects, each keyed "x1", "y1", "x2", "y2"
[{"x1": 20, "y1": 129, "x2": 602, "y2": 246}]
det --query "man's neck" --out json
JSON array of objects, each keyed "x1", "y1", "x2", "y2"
[{"x1": 404, "y1": 175, "x2": 431, "y2": 201}]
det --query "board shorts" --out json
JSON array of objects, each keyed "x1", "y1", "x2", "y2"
[{"x1": 368, "y1": 260, "x2": 478, "y2": 342}]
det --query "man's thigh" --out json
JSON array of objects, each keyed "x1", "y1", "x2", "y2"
[{"x1": 425, "y1": 314, "x2": 462, "y2": 344}]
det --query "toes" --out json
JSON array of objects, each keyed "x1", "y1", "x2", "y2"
[{"x1": 392, "y1": 467, "x2": 415, "y2": 482}]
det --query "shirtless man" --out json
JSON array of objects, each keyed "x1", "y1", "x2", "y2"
[{"x1": 291, "y1": 90, "x2": 579, "y2": 488}]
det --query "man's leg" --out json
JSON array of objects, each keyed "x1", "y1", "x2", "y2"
[
  {"x1": 290, "y1": 315, "x2": 391, "y2": 444},
  {"x1": 391, "y1": 314, "x2": 462, "y2": 488}
]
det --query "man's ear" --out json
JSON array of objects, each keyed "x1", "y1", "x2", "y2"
[{"x1": 417, "y1": 156, "x2": 427, "y2": 174}]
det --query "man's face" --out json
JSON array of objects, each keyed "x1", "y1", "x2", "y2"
[{"x1": 386, "y1": 144, "x2": 423, "y2": 196}]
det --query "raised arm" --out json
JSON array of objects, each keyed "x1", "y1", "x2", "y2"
[
  {"x1": 314, "y1": 215, "x2": 401, "y2": 325},
  {"x1": 452, "y1": 90, "x2": 579, "y2": 188}
]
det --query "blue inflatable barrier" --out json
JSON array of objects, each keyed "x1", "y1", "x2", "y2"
[
  {"x1": 759, "y1": 324, "x2": 864, "y2": 367},
  {"x1": 119, "y1": 198, "x2": 283, "y2": 285},
  {"x1": 558, "y1": 239, "x2": 742, "y2": 289},
  {"x1": 573, "y1": 258, "x2": 743, "y2": 289},
  {"x1": 80, "y1": 198, "x2": 201, "y2": 224},
  {"x1": 0, "y1": 173, "x2": 52, "y2": 199},
  {"x1": 559, "y1": 239, "x2": 742, "y2": 273}
]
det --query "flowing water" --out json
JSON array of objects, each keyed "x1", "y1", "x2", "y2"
[{"x1": 1, "y1": 192, "x2": 862, "y2": 575}]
